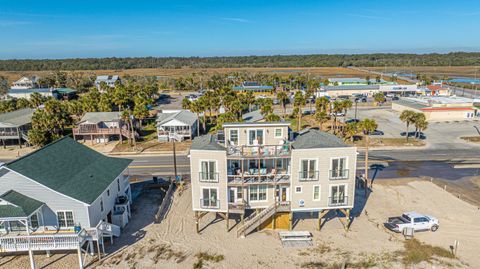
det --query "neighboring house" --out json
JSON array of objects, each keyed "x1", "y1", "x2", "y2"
[
  {"x1": 11, "y1": 76, "x2": 40, "y2": 90},
  {"x1": 8, "y1": 88, "x2": 77, "y2": 100},
  {"x1": 0, "y1": 108, "x2": 35, "y2": 147},
  {"x1": 242, "y1": 110, "x2": 264, "y2": 122},
  {"x1": 189, "y1": 122, "x2": 357, "y2": 237},
  {"x1": 0, "y1": 136, "x2": 132, "y2": 234},
  {"x1": 156, "y1": 109, "x2": 198, "y2": 141},
  {"x1": 73, "y1": 112, "x2": 134, "y2": 144},
  {"x1": 392, "y1": 96, "x2": 478, "y2": 121},
  {"x1": 95, "y1": 75, "x2": 120, "y2": 90},
  {"x1": 233, "y1": 81, "x2": 274, "y2": 92}
]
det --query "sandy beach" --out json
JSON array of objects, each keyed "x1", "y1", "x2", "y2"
[{"x1": 2, "y1": 179, "x2": 479, "y2": 269}]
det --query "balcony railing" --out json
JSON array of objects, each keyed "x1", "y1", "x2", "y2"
[
  {"x1": 73, "y1": 127, "x2": 131, "y2": 137},
  {"x1": 158, "y1": 130, "x2": 191, "y2": 136},
  {"x1": 329, "y1": 169, "x2": 349, "y2": 180},
  {"x1": 227, "y1": 144, "x2": 291, "y2": 158},
  {"x1": 328, "y1": 196, "x2": 349, "y2": 207},
  {"x1": 200, "y1": 199, "x2": 220, "y2": 209},
  {"x1": 199, "y1": 172, "x2": 219, "y2": 183},
  {"x1": 227, "y1": 173, "x2": 290, "y2": 185},
  {"x1": 0, "y1": 131, "x2": 19, "y2": 137},
  {"x1": 298, "y1": 171, "x2": 319, "y2": 181}
]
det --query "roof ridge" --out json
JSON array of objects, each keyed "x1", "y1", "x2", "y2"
[{"x1": 6, "y1": 136, "x2": 71, "y2": 166}]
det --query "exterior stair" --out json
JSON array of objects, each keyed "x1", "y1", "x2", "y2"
[
  {"x1": 236, "y1": 202, "x2": 278, "y2": 237},
  {"x1": 20, "y1": 131, "x2": 29, "y2": 142}
]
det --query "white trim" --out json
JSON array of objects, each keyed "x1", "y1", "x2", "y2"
[
  {"x1": 329, "y1": 156, "x2": 349, "y2": 179},
  {"x1": 246, "y1": 128, "x2": 266, "y2": 145},
  {"x1": 227, "y1": 128, "x2": 240, "y2": 146},
  {"x1": 329, "y1": 183, "x2": 348, "y2": 205},
  {"x1": 248, "y1": 185, "x2": 268, "y2": 203},
  {"x1": 291, "y1": 205, "x2": 353, "y2": 212},
  {"x1": 200, "y1": 186, "x2": 220, "y2": 209},
  {"x1": 198, "y1": 159, "x2": 218, "y2": 181},
  {"x1": 2, "y1": 167, "x2": 90, "y2": 206},
  {"x1": 313, "y1": 185, "x2": 321, "y2": 201},
  {"x1": 223, "y1": 122, "x2": 290, "y2": 128},
  {"x1": 294, "y1": 186, "x2": 302, "y2": 194},
  {"x1": 55, "y1": 210, "x2": 75, "y2": 229},
  {"x1": 298, "y1": 158, "x2": 318, "y2": 180}
]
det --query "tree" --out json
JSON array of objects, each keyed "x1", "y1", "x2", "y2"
[
  {"x1": 293, "y1": 91, "x2": 305, "y2": 131},
  {"x1": 133, "y1": 95, "x2": 150, "y2": 127},
  {"x1": 16, "y1": 98, "x2": 31, "y2": 109},
  {"x1": 189, "y1": 101, "x2": 202, "y2": 136},
  {"x1": 373, "y1": 92, "x2": 386, "y2": 106},
  {"x1": 341, "y1": 99, "x2": 353, "y2": 118},
  {"x1": 331, "y1": 100, "x2": 343, "y2": 134},
  {"x1": 29, "y1": 99, "x2": 71, "y2": 147},
  {"x1": 276, "y1": 91, "x2": 289, "y2": 119},
  {"x1": 343, "y1": 122, "x2": 358, "y2": 142},
  {"x1": 98, "y1": 94, "x2": 113, "y2": 112},
  {"x1": 30, "y1": 92, "x2": 45, "y2": 108},
  {"x1": 399, "y1": 110, "x2": 416, "y2": 142},
  {"x1": 315, "y1": 96, "x2": 330, "y2": 113},
  {"x1": 358, "y1": 118, "x2": 378, "y2": 192},
  {"x1": 0, "y1": 76, "x2": 8, "y2": 96},
  {"x1": 265, "y1": 113, "x2": 281, "y2": 122},
  {"x1": 314, "y1": 110, "x2": 328, "y2": 130},
  {"x1": 260, "y1": 103, "x2": 273, "y2": 116},
  {"x1": 414, "y1": 113, "x2": 428, "y2": 139},
  {"x1": 182, "y1": 97, "x2": 191, "y2": 110}
]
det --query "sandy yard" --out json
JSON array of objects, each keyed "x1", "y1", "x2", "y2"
[{"x1": 2, "y1": 180, "x2": 479, "y2": 269}]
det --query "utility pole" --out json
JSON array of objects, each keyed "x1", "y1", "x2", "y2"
[{"x1": 173, "y1": 135, "x2": 178, "y2": 182}]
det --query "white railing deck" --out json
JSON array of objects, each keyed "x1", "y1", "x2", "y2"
[{"x1": 0, "y1": 230, "x2": 87, "y2": 253}]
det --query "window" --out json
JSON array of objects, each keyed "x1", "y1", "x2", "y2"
[
  {"x1": 30, "y1": 213, "x2": 39, "y2": 229},
  {"x1": 331, "y1": 157, "x2": 348, "y2": 179},
  {"x1": 274, "y1": 128, "x2": 283, "y2": 138},
  {"x1": 330, "y1": 185, "x2": 347, "y2": 206},
  {"x1": 117, "y1": 178, "x2": 120, "y2": 192},
  {"x1": 249, "y1": 185, "x2": 267, "y2": 201},
  {"x1": 248, "y1": 129, "x2": 264, "y2": 145},
  {"x1": 57, "y1": 211, "x2": 75, "y2": 228},
  {"x1": 229, "y1": 129, "x2": 239, "y2": 145},
  {"x1": 313, "y1": 186, "x2": 321, "y2": 201},
  {"x1": 201, "y1": 188, "x2": 218, "y2": 208},
  {"x1": 107, "y1": 190, "x2": 110, "y2": 196},
  {"x1": 295, "y1": 186, "x2": 302, "y2": 193},
  {"x1": 200, "y1": 161, "x2": 217, "y2": 181},
  {"x1": 300, "y1": 159, "x2": 317, "y2": 180},
  {"x1": 100, "y1": 198, "x2": 104, "y2": 212}
]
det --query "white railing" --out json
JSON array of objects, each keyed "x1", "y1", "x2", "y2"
[{"x1": 0, "y1": 232, "x2": 84, "y2": 253}]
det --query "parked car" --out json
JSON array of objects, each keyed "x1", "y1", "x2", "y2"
[
  {"x1": 345, "y1": 118, "x2": 360, "y2": 124},
  {"x1": 330, "y1": 112, "x2": 345, "y2": 117},
  {"x1": 369, "y1": 129, "x2": 384, "y2": 135},
  {"x1": 355, "y1": 97, "x2": 367, "y2": 102},
  {"x1": 400, "y1": 131, "x2": 426, "y2": 139},
  {"x1": 385, "y1": 212, "x2": 439, "y2": 233},
  {"x1": 392, "y1": 96, "x2": 400, "y2": 101},
  {"x1": 273, "y1": 99, "x2": 280, "y2": 105}
]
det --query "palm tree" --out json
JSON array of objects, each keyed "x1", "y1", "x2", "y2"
[
  {"x1": 265, "y1": 113, "x2": 281, "y2": 121},
  {"x1": 189, "y1": 101, "x2": 201, "y2": 136},
  {"x1": 331, "y1": 100, "x2": 343, "y2": 134},
  {"x1": 182, "y1": 97, "x2": 191, "y2": 110},
  {"x1": 314, "y1": 111, "x2": 328, "y2": 131},
  {"x1": 399, "y1": 110, "x2": 416, "y2": 142},
  {"x1": 293, "y1": 91, "x2": 306, "y2": 131},
  {"x1": 358, "y1": 118, "x2": 378, "y2": 193},
  {"x1": 343, "y1": 122, "x2": 358, "y2": 142},
  {"x1": 341, "y1": 99, "x2": 353, "y2": 118},
  {"x1": 277, "y1": 91, "x2": 289, "y2": 119},
  {"x1": 260, "y1": 103, "x2": 273, "y2": 116},
  {"x1": 414, "y1": 113, "x2": 428, "y2": 139}
]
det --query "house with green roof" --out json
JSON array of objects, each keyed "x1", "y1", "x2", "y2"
[
  {"x1": 73, "y1": 111, "x2": 135, "y2": 144},
  {"x1": 0, "y1": 136, "x2": 132, "y2": 235},
  {"x1": 0, "y1": 108, "x2": 35, "y2": 147},
  {"x1": 190, "y1": 121, "x2": 358, "y2": 236}
]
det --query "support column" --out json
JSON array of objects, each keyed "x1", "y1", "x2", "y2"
[
  {"x1": 272, "y1": 212, "x2": 276, "y2": 230},
  {"x1": 96, "y1": 239, "x2": 101, "y2": 261},
  {"x1": 77, "y1": 246, "x2": 84, "y2": 269},
  {"x1": 46, "y1": 250, "x2": 51, "y2": 257},
  {"x1": 195, "y1": 211, "x2": 199, "y2": 234},
  {"x1": 226, "y1": 212, "x2": 229, "y2": 231},
  {"x1": 345, "y1": 209, "x2": 351, "y2": 231},
  {"x1": 289, "y1": 211, "x2": 293, "y2": 231},
  {"x1": 256, "y1": 209, "x2": 260, "y2": 232},
  {"x1": 28, "y1": 249, "x2": 36, "y2": 269}
]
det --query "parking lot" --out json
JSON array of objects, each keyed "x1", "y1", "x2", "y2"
[{"x1": 347, "y1": 106, "x2": 480, "y2": 150}]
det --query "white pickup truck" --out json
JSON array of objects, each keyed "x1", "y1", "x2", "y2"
[{"x1": 385, "y1": 212, "x2": 439, "y2": 233}]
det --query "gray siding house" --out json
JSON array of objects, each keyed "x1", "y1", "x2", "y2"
[
  {"x1": 0, "y1": 137, "x2": 132, "y2": 235},
  {"x1": 189, "y1": 122, "x2": 357, "y2": 236},
  {"x1": 0, "y1": 108, "x2": 35, "y2": 147},
  {"x1": 156, "y1": 109, "x2": 198, "y2": 141}
]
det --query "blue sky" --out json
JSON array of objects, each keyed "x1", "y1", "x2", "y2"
[{"x1": 0, "y1": 0, "x2": 479, "y2": 59}]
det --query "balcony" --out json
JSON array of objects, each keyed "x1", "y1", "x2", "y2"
[
  {"x1": 227, "y1": 168, "x2": 290, "y2": 185},
  {"x1": 73, "y1": 126, "x2": 132, "y2": 137},
  {"x1": 328, "y1": 196, "x2": 349, "y2": 207},
  {"x1": 329, "y1": 169, "x2": 349, "y2": 180},
  {"x1": 227, "y1": 144, "x2": 291, "y2": 158},
  {"x1": 200, "y1": 199, "x2": 220, "y2": 209},
  {"x1": 199, "y1": 172, "x2": 219, "y2": 183},
  {"x1": 298, "y1": 171, "x2": 319, "y2": 181}
]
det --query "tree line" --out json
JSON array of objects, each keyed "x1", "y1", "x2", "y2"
[{"x1": 1, "y1": 52, "x2": 480, "y2": 71}]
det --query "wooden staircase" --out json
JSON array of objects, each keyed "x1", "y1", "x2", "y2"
[{"x1": 236, "y1": 202, "x2": 278, "y2": 238}]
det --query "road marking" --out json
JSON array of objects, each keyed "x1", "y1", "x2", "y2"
[{"x1": 129, "y1": 164, "x2": 190, "y2": 168}]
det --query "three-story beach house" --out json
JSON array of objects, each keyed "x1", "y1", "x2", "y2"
[{"x1": 189, "y1": 121, "x2": 357, "y2": 237}]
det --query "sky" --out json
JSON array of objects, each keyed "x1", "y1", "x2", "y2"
[{"x1": 0, "y1": 0, "x2": 480, "y2": 59}]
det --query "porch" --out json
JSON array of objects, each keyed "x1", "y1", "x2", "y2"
[{"x1": 157, "y1": 125, "x2": 192, "y2": 141}]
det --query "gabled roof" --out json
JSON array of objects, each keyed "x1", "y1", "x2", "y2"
[
  {"x1": 95, "y1": 75, "x2": 120, "y2": 82},
  {"x1": 0, "y1": 190, "x2": 44, "y2": 218},
  {"x1": 0, "y1": 108, "x2": 35, "y2": 126},
  {"x1": 156, "y1": 110, "x2": 197, "y2": 126},
  {"x1": 79, "y1": 112, "x2": 122, "y2": 124},
  {"x1": 190, "y1": 134, "x2": 225, "y2": 151},
  {"x1": 292, "y1": 129, "x2": 349, "y2": 149},
  {"x1": 5, "y1": 137, "x2": 132, "y2": 204}
]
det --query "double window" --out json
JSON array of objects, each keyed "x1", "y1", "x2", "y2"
[
  {"x1": 200, "y1": 161, "x2": 217, "y2": 182},
  {"x1": 30, "y1": 213, "x2": 39, "y2": 229},
  {"x1": 248, "y1": 129, "x2": 264, "y2": 145},
  {"x1": 300, "y1": 159, "x2": 318, "y2": 180},
  {"x1": 331, "y1": 157, "x2": 348, "y2": 179},
  {"x1": 57, "y1": 211, "x2": 75, "y2": 228},
  {"x1": 249, "y1": 185, "x2": 267, "y2": 202},
  {"x1": 201, "y1": 188, "x2": 219, "y2": 208},
  {"x1": 330, "y1": 185, "x2": 347, "y2": 206}
]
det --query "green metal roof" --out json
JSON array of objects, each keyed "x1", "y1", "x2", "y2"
[
  {"x1": 292, "y1": 129, "x2": 350, "y2": 149},
  {"x1": 0, "y1": 190, "x2": 44, "y2": 218},
  {"x1": 0, "y1": 108, "x2": 35, "y2": 127},
  {"x1": 6, "y1": 137, "x2": 132, "y2": 204},
  {"x1": 54, "y1": 88, "x2": 77, "y2": 94}
]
